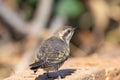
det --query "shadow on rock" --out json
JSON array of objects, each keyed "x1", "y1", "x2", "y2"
[{"x1": 35, "y1": 69, "x2": 76, "y2": 80}]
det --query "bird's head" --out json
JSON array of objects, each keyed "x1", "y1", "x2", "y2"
[{"x1": 54, "y1": 26, "x2": 76, "y2": 45}]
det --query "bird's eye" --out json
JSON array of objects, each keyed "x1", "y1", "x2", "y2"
[{"x1": 67, "y1": 30, "x2": 71, "y2": 33}]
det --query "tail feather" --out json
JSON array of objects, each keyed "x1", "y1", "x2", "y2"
[
  {"x1": 30, "y1": 66, "x2": 39, "y2": 73},
  {"x1": 29, "y1": 60, "x2": 44, "y2": 73}
]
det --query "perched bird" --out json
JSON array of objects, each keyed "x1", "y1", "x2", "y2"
[{"x1": 29, "y1": 26, "x2": 75, "y2": 79}]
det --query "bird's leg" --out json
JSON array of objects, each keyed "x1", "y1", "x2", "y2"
[
  {"x1": 56, "y1": 69, "x2": 61, "y2": 80},
  {"x1": 46, "y1": 70, "x2": 50, "y2": 78}
]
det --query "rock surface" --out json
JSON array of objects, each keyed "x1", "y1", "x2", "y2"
[{"x1": 4, "y1": 55, "x2": 120, "y2": 80}]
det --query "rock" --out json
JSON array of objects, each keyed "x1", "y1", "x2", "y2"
[{"x1": 4, "y1": 55, "x2": 120, "y2": 80}]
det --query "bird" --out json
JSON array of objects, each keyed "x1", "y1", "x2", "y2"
[{"x1": 29, "y1": 26, "x2": 76, "y2": 79}]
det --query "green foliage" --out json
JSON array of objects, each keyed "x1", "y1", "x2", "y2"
[
  {"x1": 55, "y1": 0, "x2": 84, "y2": 18},
  {"x1": 27, "y1": 0, "x2": 37, "y2": 6},
  {"x1": 16, "y1": 0, "x2": 37, "y2": 6}
]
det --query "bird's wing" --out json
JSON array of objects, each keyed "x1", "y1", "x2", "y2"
[
  {"x1": 29, "y1": 36, "x2": 70, "y2": 72},
  {"x1": 35, "y1": 37, "x2": 69, "y2": 65},
  {"x1": 47, "y1": 46, "x2": 69, "y2": 64},
  {"x1": 29, "y1": 41, "x2": 46, "y2": 69}
]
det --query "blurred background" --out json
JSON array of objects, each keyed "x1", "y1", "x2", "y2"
[{"x1": 0, "y1": 0, "x2": 120, "y2": 79}]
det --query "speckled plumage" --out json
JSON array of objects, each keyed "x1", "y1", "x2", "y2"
[
  {"x1": 29, "y1": 26, "x2": 75, "y2": 79},
  {"x1": 30, "y1": 37, "x2": 69, "y2": 71}
]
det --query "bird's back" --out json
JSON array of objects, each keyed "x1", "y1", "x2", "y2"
[{"x1": 30, "y1": 36, "x2": 70, "y2": 72}]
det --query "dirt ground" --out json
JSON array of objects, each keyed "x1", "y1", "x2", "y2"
[{"x1": 4, "y1": 49, "x2": 120, "y2": 80}]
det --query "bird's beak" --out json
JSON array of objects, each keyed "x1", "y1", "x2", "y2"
[{"x1": 73, "y1": 27, "x2": 78, "y2": 31}]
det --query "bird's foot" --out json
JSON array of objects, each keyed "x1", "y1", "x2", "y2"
[{"x1": 57, "y1": 75, "x2": 61, "y2": 80}]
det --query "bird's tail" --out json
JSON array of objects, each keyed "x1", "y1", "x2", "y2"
[{"x1": 29, "y1": 60, "x2": 44, "y2": 73}]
